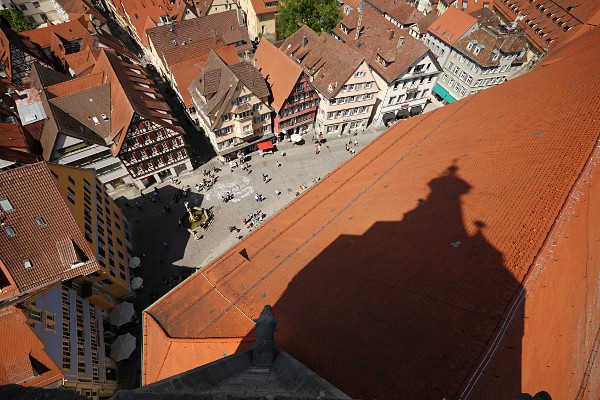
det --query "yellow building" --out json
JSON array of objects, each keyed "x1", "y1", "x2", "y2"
[
  {"x1": 239, "y1": 0, "x2": 278, "y2": 40},
  {"x1": 49, "y1": 164, "x2": 133, "y2": 309}
]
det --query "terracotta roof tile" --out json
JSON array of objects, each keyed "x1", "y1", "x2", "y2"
[
  {"x1": 0, "y1": 307, "x2": 63, "y2": 386},
  {"x1": 280, "y1": 26, "x2": 364, "y2": 99},
  {"x1": 453, "y1": 26, "x2": 527, "y2": 67},
  {"x1": 170, "y1": 45, "x2": 239, "y2": 107},
  {"x1": 367, "y1": 0, "x2": 423, "y2": 25},
  {"x1": 22, "y1": 20, "x2": 90, "y2": 49},
  {"x1": 415, "y1": 11, "x2": 438, "y2": 32},
  {"x1": 427, "y1": 6, "x2": 478, "y2": 45},
  {"x1": 249, "y1": 0, "x2": 278, "y2": 15},
  {"x1": 0, "y1": 163, "x2": 100, "y2": 297},
  {"x1": 144, "y1": 25, "x2": 600, "y2": 398},
  {"x1": 252, "y1": 38, "x2": 302, "y2": 113},
  {"x1": 229, "y1": 62, "x2": 270, "y2": 99},
  {"x1": 147, "y1": 10, "x2": 251, "y2": 60},
  {"x1": 493, "y1": 0, "x2": 600, "y2": 52},
  {"x1": 334, "y1": 5, "x2": 431, "y2": 83}
]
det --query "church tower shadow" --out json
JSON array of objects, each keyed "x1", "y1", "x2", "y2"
[{"x1": 238, "y1": 165, "x2": 523, "y2": 399}]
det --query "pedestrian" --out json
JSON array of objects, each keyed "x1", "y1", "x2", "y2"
[
  {"x1": 135, "y1": 201, "x2": 142, "y2": 210},
  {"x1": 163, "y1": 242, "x2": 169, "y2": 249},
  {"x1": 154, "y1": 187, "x2": 159, "y2": 193},
  {"x1": 349, "y1": 139, "x2": 352, "y2": 145},
  {"x1": 354, "y1": 139, "x2": 358, "y2": 146},
  {"x1": 177, "y1": 219, "x2": 182, "y2": 228},
  {"x1": 237, "y1": 235, "x2": 243, "y2": 240},
  {"x1": 275, "y1": 190, "x2": 281, "y2": 196},
  {"x1": 276, "y1": 161, "x2": 281, "y2": 167}
]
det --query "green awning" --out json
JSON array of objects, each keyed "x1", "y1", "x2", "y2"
[{"x1": 433, "y1": 83, "x2": 457, "y2": 104}]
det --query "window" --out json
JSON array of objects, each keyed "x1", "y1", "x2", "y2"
[
  {"x1": 0, "y1": 198, "x2": 14, "y2": 212},
  {"x1": 355, "y1": 71, "x2": 366, "y2": 78},
  {"x1": 19, "y1": 4, "x2": 27, "y2": 10},
  {"x1": 23, "y1": 259, "x2": 33, "y2": 269},
  {"x1": 364, "y1": 82, "x2": 372, "y2": 89},
  {"x1": 33, "y1": 1, "x2": 40, "y2": 7},
  {"x1": 253, "y1": 103, "x2": 262, "y2": 111},
  {"x1": 67, "y1": 188, "x2": 75, "y2": 203},
  {"x1": 35, "y1": 216, "x2": 46, "y2": 226},
  {"x1": 5, "y1": 226, "x2": 15, "y2": 237},
  {"x1": 441, "y1": 73, "x2": 447, "y2": 82},
  {"x1": 388, "y1": 96, "x2": 396, "y2": 105}
]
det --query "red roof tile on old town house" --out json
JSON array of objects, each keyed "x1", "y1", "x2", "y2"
[{"x1": 143, "y1": 24, "x2": 600, "y2": 400}]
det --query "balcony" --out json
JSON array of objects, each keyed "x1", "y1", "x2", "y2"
[
  {"x1": 406, "y1": 87, "x2": 419, "y2": 94},
  {"x1": 411, "y1": 69, "x2": 427, "y2": 76}
]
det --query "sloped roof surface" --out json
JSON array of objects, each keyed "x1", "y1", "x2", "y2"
[
  {"x1": 252, "y1": 38, "x2": 302, "y2": 113},
  {"x1": 22, "y1": 20, "x2": 89, "y2": 49},
  {"x1": 229, "y1": 62, "x2": 269, "y2": 99},
  {"x1": 427, "y1": 6, "x2": 477, "y2": 45},
  {"x1": 334, "y1": 5, "x2": 431, "y2": 83},
  {"x1": 147, "y1": 10, "x2": 251, "y2": 59},
  {"x1": 162, "y1": 37, "x2": 226, "y2": 67},
  {"x1": 145, "y1": 25, "x2": 600, "y2": 399},
  {"x1": 249, "y1": 0, "x2": 278, "y2": 15},
  {"x1": 367, "y1": 0, "x2": 422, "y2": 24},
  {"x1": 453, "y1": 26, "x2": 527, "y2": 67},
  {"x1": 170, "y1": 44, "x2": 239, "y2": 108},
  {"x1": 0, "y1": 163, "x2": 99, "y2": 294},
  {"x1": 0, "y1": 22, "x2": 48, "y2": 83},
  {"x1": 280, "y1": 26, "x2": 364, "y2": 99},
  {"x1": 0, "y1": 307, "x2": 64, "y2": 387},
  {"x1": 493, "y1": 0, "x2": 600, "y2": 52}
]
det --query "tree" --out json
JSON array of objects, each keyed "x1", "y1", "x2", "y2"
[
  {"x1": 277, "y1": 0, "x2": 342, "y2": 39},
  {"x1": 0, "y1": 9, "x2": 37, "y2": 33}
]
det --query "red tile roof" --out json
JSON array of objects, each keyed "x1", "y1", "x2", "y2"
[
  {"x1": 367, "y1": 0, "x2": 423, "y2": 25},
  {"x1": 147, "y1": 10, "x2": 252, "y2": 59},
  {"x1": 280, "y1": 26, "x2": 365, "y2": 99},
  {"x1": 0, "y1": 163, "x2": 99, "y2": 299},
  {"x1": 22, "y1": 20, "x2": 90, "y2": 49},
  {"x1": 493, "y1": 0, "x2": 600, "y2": 52},
  {"x1": 170, "y1": 44, "x2": 239, "y2": 108},
  {"x1": 334, "y1": 5, "x2": 431, "y2": 83},
  {"x1": 144, "y1": 24, "x2": 600, "y2": 399},
  {"x1": 249, "y1": 0, "x2": 278, "y2": 15},
  {"x1": 427, "y1": 6, "x2": 478, "y2": 45},
  {"x1": 251, "y1": 38, "x2": 302, "y2": 113},
  {"x1": 0, "y1": 307, "x2": 63, "y2": 387}
]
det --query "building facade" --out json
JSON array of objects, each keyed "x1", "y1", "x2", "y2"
[
  {"x1": 24, "y1": 283, "x2": 117, "y2": 399},
  {"x1": 251, "y1": 39, "x2": 318, "y2": 138},
  {"x1": 280, "y1": 26, "x2": 378, "y2": 136},
  {"x1": 429, "y1": 14, "x2": 528, "y2": 103},
  {"x1": 238, "y1": 0, "x2": 278, "y2": 41},
  {"x1": 189, "y1": 52, "x2": 272, "y2": 160},
  {"x1": 333, "y1": 5, "x2": 441, "y2": 126},
  {"x1": 49, "y1": 164, "x2": 133, "y2": 305}
]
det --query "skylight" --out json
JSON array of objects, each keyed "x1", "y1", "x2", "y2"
[{"x1": 0, "y1": 198, "x2": 14, "y2": 212}]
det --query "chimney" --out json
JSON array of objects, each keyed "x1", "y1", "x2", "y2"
[
  {"x1": 252, "y1": 305, "x2": 278, "y2": 367},
  {"x1": 355, "y1": 8, "x2": 364, "y2": 40},
  {"x1": 397, "y1": 36, "x2": 405, "y2": 49},
  {"x1": 253, "y1": 58, "x2": 258, "y2": 68},
  {"x1": 237, "y1": 8, "x2": 244, "y2": 26},
  {"x1": 302, "y1": 34, "x2": 307, "y2": 47},
  {"x1": 388, "y1": 29, "x2": 395, "y2": 41}
]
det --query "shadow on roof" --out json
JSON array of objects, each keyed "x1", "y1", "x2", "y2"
[{"x1": 237, "y1": 164, "x2": 523, "y2": 399}]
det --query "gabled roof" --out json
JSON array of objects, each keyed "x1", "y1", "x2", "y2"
[
  {"x1": 0, "y1": 163, "x2": 99, "y2": 297},
  {"x1": 0, "y1": 22, "x2": 49, "y2": 84},
  {"x1": 367, "y1": 0, "x2": 423, "y2": 25},
  {"x1": 492, "y1": 0, "x2": 600, "y2": 52},
  {"x1": 147, "y1": 10, "x2": 251, "y2": 59},
  {"x1": 249, "y1": 0, "x2": 278, "y2": 15},
  {"x1": 54, "y1": 0, "x2": 107, "y2": 23},
  {"x1": 0, "y1": 123, "x2": 39, "y2": 166},
  {"x1": 252, "y1": 38, "x2": 302, "y2": 113},
  {"x1": 22, "y1": 20, "x2": 90, "y2": 49},
  {"x1": 229, "y1": 62, "x2": 269, "y2": 99},
  {"x1": 414, "y1": 11, "x2": 438, "y2": 33},
  {"x1": 280, "y1": 26, "x2": 364, "y2": 99},
  {"x1": 0, "y1": 307, "x2": 64, "y2": 387},
  {"x1": 144, "y1": 22, "x2": 600, "y2": 400},
  {"x1": 189, "y1": 51, "x2": 267, "y2": 129},
  {"x1": 162, "y1": 37, "x2": 226, "y2": 67},
  {"x1": 427, "y1": 6, "x2": 477, "y2": 45},
  {"x1": 334, "y1": 5, "x2": 432, "y2": 83},
  {"x1": 170, "y1": 44, "x2": 239, "y2": 108},
  {"x1": 453, "y1": 25, "x2": 527, "y2": 67}
]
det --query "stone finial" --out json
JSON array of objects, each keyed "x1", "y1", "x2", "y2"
[{"x1": 252, "y1": 305, "x2": 278, "y2": 367}]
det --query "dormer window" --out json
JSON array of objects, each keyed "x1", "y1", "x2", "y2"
[
  {"x1": 474, "y1": 45, "x2": 484, "y2": 55},
  {"x1": 23, "y1": 259, "x2": 33, "y2": 269},
  {"x1": 376, "y1": 54, "x2": 388, "y2": 67},
  {"x1": 34, "y1": 216, "x2": 46, "y2": 226},
  {"x1": 340, "y1": 23, "x2": 348, "y2": 34},
  {"x1": 0, "y1": 198, "x2": 14, "y2": 212},
  {"x1": 4, "y1": 225, "x2": 15, "y2": 237},
  {"x1": 441, "y1": 30, "x2": 447, "y2": 36},
  {"x1": 466, "y1": 40, "x2": 476, "y2": 50}
]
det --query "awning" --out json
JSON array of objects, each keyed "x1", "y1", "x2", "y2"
[
  {"x1": 410, "y1": 105, "x2": 423, "y2": 115},
  {"x1": 257, "y1": 140, "x2": 274, "y2": 150},
  {"x1": 397, "y1": 108, "x2": 410, "y2": 118},
  {"x1": 433, "y1": 83, "x2": 457, "y2": 104},
  {"x1": 382, "y1": 112, "x2": 395, "y2": 121}
]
